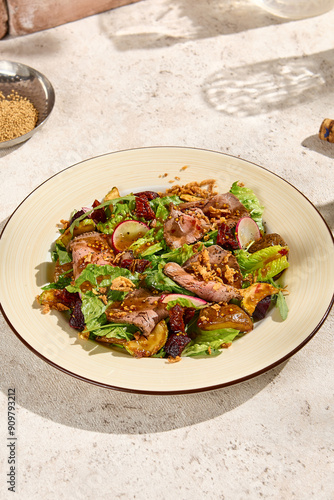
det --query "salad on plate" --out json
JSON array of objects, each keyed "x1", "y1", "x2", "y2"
[{"x1": 37, "y1": 178, "x2": 289, "y2": 361}]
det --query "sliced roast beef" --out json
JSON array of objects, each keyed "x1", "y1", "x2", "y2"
[
  {"x1": 183, "y1": 245, "x2": 243, "y2": 288},
  {"x1": 68, "y1": 231, "x2": 114, "y2": 280},
  {"x1": 202, "y1": 193, "x2": 249, "y2": 227},
  {"x1": 163, "y1": 204, "x2": 210, "y2": 249},
  {"x1": 105, "y1": 289, "x2": 168, "y2": 336},
  {"x1": 163, "y1": 262, "x2": 242, "y2": 303}
]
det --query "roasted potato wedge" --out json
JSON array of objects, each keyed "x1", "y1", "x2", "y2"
[{"x1": 197, "y1": 304, "x2": 253, "y2": 333}]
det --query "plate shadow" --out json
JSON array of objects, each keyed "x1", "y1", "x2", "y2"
[
  {"x1": 0, "y1": 311, "x2": 287, "y2": 434},
  {"x1": 0, "y1": 216, "x2": 286, "y2": 435}
]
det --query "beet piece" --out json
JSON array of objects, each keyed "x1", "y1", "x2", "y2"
[
  {"x1": 164, "y1": 333, "x2": 192, "y2": 358},
  {"x1": 59, "y1": 290, "x2": 80, "y2": 309},
  {"x1": 253, "y1": 295, "x2": 272, "y2": 321},
  {"x1": 216, "y1": 223, "x2": 239, "y2": 250},
  {"x1": 90, "y1": 199, "x2": 107, "y2": 223},
  {"x1": 168, "y1": 304, "x2": 185, "y2": 333},
  {"x1": 135, "y1": 196, "x2": 156, "y2": 220},
  {"x1": 134, "y1": 191, "x2": 159, "y2": 200},
  {"x1": 69, "y1": 299, "x2": 85, "y2": 331},
  {"x1": 70, "y1": 209, "x2": 86, "y2": 225}
]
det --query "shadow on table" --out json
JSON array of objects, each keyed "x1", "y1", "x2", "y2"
[
  {"x1": 0, "y1": 312, "x2": 287, "y2": 434},
  {"x1": 202, "y1": 49, "x2": 334, "y2": 117},
  {"x1": 302, "y1": 134, "x2": 334, "y2": 160},
  {"x1": 100, "y1": 0, "x2": 285, "y2": 50},
  {"x1": 316, "y1": 200, "x2": 334, "y2": 231}
]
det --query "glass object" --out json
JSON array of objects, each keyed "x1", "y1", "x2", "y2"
[{"x1": 253, "y1": 0, "x2": 334, "y2": 19}]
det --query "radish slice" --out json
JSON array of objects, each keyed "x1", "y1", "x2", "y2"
[
  {"x1": 112, "y1": 220, "x2": 149, "y2": 252},
  {"x1": 161, "y1": 293, "x2": 207, "y2": 308},
  {"x1": 235, "y1": 217, "x2": 261, "y2": 249}
]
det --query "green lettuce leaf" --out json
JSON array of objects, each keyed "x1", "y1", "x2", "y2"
[
  {"x1": 52, "y1": 241, "x2": 72, "y2": 265},
  {"x1": 97, "y1": 197, "x2": 138, "y2": 234},
  {"x1": 182, "y1": 328, "x2": 240, "y2": 357},
  {"x1": 66, "y1": 264, "x2": 140, "y2": 293},
  {"x1": 129, "y1": 227, "x2": 165, "y2": 257},
  {"x1": 90, "y1": 322, "x2": 137, "y2": 340},
  {"x1": 41, "y1": 270, "x2": 72, "y2": 290},
  {"x1": 230, "y1": 181, "x2": 265, "y2": 232},
  {"x1": 275, "y1": 291, "x2": 289, "y2": 320},
  {"x1": 149, "y1": 195, "x2": 182, "y2": 221},
  {"x1": 165, "y1": 297, "x2": 206, "y2": 310},
  {"x1": 144, "y1": 263, "x2": 193, "y2": 295},
  {"x1": 81, "y1": 291, "x2": 108, "y2": 331},
  {"x1": 70, "y1": 195, "x2": 136, "y2": 234},
  {"x1": 236, "y1": 245, "x2": 289, "y2": 281},
  {"x1": 161, "y1": 243, "x2": 198, "y2": 265}
]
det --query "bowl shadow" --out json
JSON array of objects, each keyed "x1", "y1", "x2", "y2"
[{"x1": 99, "y1": 0, "x2": 285, "y2": 51}]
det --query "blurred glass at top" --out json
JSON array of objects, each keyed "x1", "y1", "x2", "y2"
[{"x1": 253, "y1": 0, "x2": 334, "y2": 19}]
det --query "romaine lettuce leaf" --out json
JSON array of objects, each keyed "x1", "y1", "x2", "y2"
[
  {"x1": 70, "y1": 195, "x2": 136, "y2": 234},
  {"x1": 97, "y1": 197, "x2": 138, "y2": 234},
  {"x1": 236, "y1": 245, "x2": 289, "y2": 281},
  {"x1": 66, "y1": 264, "x2": 140, "y2": 293},
  {"x1": 230, "y1": 181, "x2": 265, "y2": 232},
  {"x1": 182, "y1": 328, "x2": 240, "y2": 357},
  {"x1": 129, "y1": 227, "x2": 165, "y2": 257},
  {"x1": 161, "y1": 243, "x2": 197, "y2": 265},
  {"x1": 149, "y1": 195, "x2": 182, "y2": 221}
]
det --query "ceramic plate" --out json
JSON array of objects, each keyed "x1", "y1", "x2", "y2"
[{"x1": 1, "y1": 147, "x2": 333, "y2": 394}]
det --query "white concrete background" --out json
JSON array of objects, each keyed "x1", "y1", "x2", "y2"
[{"x1": 0, "y1": 1, "x2": 333, "y2": 498}]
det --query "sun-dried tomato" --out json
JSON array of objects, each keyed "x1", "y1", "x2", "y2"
[
  {"x1": 134, "y1": 191, "x2": 159, "y2": 200},
  {"x1": 164, "y1": 333, "x2": 191, "y2": 358},
  {"x1": 91, "y1": 199, "x2": 107, "y2": 223},
  {"x1": 217, "y1": 223, "x2": 239, "y2": 250},
  {"x1": 184, "y1": 307, "x2": 196, "y2": 325},
  {"x1": 119, "y1": 258, "x2": 150, "y2": 273},
  {"x1": 119, "y1": 258, "x2": 133, "y2": 270},
  {"x1": 134, "y1": 259, "x2": 150, "y2": 273},
  {"x1": 69, "y1": 299, "x2": 85, "y2": 331},
  {"x1": 135, "y1": 196, "x2": 156, "y2": 220},
  {"x1": 168, "y1": 304, "x2": 185, "y2": 333}
]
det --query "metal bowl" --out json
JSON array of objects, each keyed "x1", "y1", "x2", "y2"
[{"x1": 0, "y1": 60, "x2": 55, "y2": 149}]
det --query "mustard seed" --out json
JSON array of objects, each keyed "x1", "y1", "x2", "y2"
[{"x1": 0, "y1": 90, "x2": 38, "y2": 142}]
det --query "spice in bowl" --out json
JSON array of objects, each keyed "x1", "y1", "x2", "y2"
[{"x1": 0, "y1": 90, "x2": 38, "y2": 142}]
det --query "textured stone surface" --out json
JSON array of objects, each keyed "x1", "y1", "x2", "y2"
[
  {"x1": 6, "y1": 0, "x2": 141, "y2": 36},
  {"x1": 0, "y1": 0, "x2": 8, "y2": 38},
  {"x1": 0, "y1": 1, "x2": 334, "y2": 498}
]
